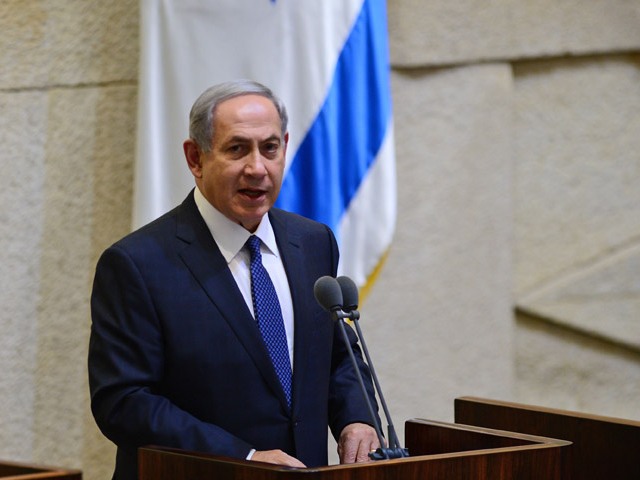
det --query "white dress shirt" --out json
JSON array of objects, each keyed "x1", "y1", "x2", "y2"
[{"x1": 193, "y1": 188, "x2": 295, "y2": 368}]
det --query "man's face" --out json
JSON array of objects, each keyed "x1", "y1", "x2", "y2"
[{"x1": 187, "y1": 94, "x2": 288, "y2": 232}]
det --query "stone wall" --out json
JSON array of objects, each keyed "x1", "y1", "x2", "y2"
[
  {"x1": 371, "y1": 0, "x2": 640, "y2": 440},
  {"x1": 0, "y1": 1, "x2": 638, "y2": 478},
  {"x1": 0, "y1": 2, "x2": 138, "y2": 479}
]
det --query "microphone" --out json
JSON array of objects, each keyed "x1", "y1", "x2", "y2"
[
  {"x1": 313, "y1": 276, "x2": 409, "y2": 460},
  {"x1": 335, "y1": 275, "x2": 360, "y2": 320},
  {"x1": 335, "y1": 276, "x2": 408, "y2": 459},
  {"x1": 313, "y1": 275, "x2": 344, "y2": 315}
]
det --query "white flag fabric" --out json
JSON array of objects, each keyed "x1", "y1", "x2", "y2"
[{"x1": 134, "y1": 0, "x2": 396, "y2": 289}]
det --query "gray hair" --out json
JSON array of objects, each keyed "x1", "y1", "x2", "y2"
[{"x1": 188, "y1": 79, "x2": 289, "y2": 152}]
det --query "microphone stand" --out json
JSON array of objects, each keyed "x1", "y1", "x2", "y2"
[
  {"x1": 332, "y1": 310, "x2": 387, "y2": 452},
  {"x1": 344, "y1": 310, "x2": 409, "y2": 460}
]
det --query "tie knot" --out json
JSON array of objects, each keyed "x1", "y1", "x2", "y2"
[{"x1": 246, "y1": 235, "x2": 262, "y2": 260}]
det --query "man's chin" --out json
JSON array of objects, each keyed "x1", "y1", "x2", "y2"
[{"x1": 235, "y1": 210, "x2": 269, "y2": 232}]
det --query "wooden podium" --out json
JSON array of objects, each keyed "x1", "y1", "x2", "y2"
[
  {"x1": 0, "y1": 460, "x2": 81, "y2": 479},
  {"x1": 455, "y1": 396, "x2": 640, "y2": 480},
  {"x1": 139, "y1": 418, "x2": 570, "y2": 480}
]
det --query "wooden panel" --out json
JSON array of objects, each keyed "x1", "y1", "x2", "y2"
[
  {"x1": 404, "y1": 419, "x2": 570, "y2": 479},
  {"x1": 139, "y1": 419, "x2": 570, "y2": 480},
  {"x1": 0, "y1": 461, "x2": 81, "y2": 479},
  {"x1": 405, "y1": 418, "x2": 535, "y2": 455},
  {"x1": 455, "y1": 396, "x2": 640, "y2": 480}
]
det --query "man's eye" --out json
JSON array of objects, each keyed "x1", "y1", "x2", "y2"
[
  {"x1": 228, "y1": 145, "x2": 245, "y2": 155},
  {"x1": 263, "y1": 143, "x2": 280, "y2": 155}
]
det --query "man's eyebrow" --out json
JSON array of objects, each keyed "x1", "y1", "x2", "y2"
[
  {"x1": 224, "y1": 135, "x2": 251, "y2": 143},
  {"x1": 262, "y1": 134, "x2": 282, "y2": 143},
  {"x1": 224, "y1": 134, "x2": 281, "y2": 144}
]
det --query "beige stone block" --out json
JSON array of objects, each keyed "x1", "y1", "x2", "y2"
[
  {"x1": 514, "y1": 55, "x2": 640, "y2": 297},
  {"x1": 514, "y1": 55, "x2": 640, "y2": 351},
  {"x1": 31, "y1": 85, "x2": 136, "y2": 475},
  {"x1": 388, "y1": 0, "x2": 512, "y2": 66},
  {"x1": 33, "y1": 89, "x2": 97, "y2": 466},
  {"x1": 0, "y1": 1, "x2": 50, "y2": 87},
  {"x1": 388, "y1": 0, "x2": 640, "y2": 67},
  {"x1": 0, "y1": 0, "x2": 139, "y2": 89},
  {"x1": 361, "y1": 64, "x2": 515, "y2": 429},
  {"x1": 0, "y1": 84, "x2": 135, "y2": 476},
  {"x1": 519, "y1": 244, "x2": 640, "y2": 352},
  {"x1": 510, "y1": 0, "x2": 640, "y2": 58},
  {"x1": 0, "y1": 90, "x2": 48, "y2": 461},
  {"x1": 516, "y1": 313, "x2": 640, "y2": 422}
]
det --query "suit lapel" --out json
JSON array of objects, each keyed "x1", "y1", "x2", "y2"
[{"x1": 175, "y1": 193, "x2": 289, "y2": 409}]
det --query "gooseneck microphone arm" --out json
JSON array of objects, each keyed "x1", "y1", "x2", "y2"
[
  {"x1": 336, "y1": 276, "x2": 404, "y2": 454},
  {"x1": 314, "y1": 276, "x2": 409, "y2": 460},
  {"x1": 352, "y1": 319, "x2": 402, "y2": 454},
  {"x1": 313, "y1": 276, "x2": 387, "y2": 451}
]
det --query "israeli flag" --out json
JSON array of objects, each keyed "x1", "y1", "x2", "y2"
[{"x1": 134, "y1": 0, "x2": 396, "y2": 289}]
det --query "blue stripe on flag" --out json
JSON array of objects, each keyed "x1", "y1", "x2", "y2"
[{"x1": 275, "y1": 0, "x2": 392, "y2": 236}]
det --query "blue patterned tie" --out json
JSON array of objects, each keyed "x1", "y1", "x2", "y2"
[{"x1": 246, "y1": 235, "x2": 292, "y2": 408}]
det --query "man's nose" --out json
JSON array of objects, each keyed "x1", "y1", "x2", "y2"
[{"x1": 244, "y1": 150, "x2": 268, "y2": 175}]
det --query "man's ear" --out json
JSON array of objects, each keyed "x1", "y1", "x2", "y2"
[{"x1": 184, "y1": 139, "x2": 203, "y2": 178}]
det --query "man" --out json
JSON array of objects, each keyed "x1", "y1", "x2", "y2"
[{"x1": 89, "y1": 80, "x2": 380, "y2": 479}]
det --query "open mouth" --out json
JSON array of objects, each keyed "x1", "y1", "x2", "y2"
[{"x1": 239, "y1": 188, "x2": 267, "y2": 199}]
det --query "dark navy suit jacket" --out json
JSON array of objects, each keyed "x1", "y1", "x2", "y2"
[{"x1": 88, "y1": 191, "x2": 377, "y2": 480}]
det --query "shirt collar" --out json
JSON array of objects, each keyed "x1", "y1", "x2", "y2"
[{"x1": 193, "y1": 187, "x2": 280, "y2": 263}]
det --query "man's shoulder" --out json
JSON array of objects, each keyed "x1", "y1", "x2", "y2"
[
  {"x1": 108, "y1": 195, "x2": 197, "y2": 255},
  {"x1": 269, "y1": 208, "x2": 331, "y2": 233},
  {"x1": 117, "y1": 207, "x2": 178, "y2": 245},
  {"x1": 269, "y1": 208, "x2": 338, "y2": 262}
]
